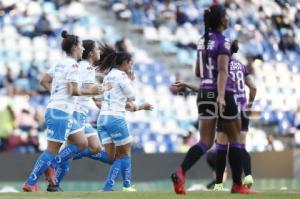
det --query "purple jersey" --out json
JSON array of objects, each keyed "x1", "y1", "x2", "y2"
[
  {"x1": 228, "y1": 58, "x2": 249, "y2": 111},
  {"x1": 197, "y1": 32, "x2": 232, "y2": 91}
]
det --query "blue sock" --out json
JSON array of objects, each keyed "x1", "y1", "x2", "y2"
[
  {"x1": 120, "y1": 156, "x2": 132, "y2": 188},
  {"x1": 73, "y1": 148, "x2": 111, "y2": 164},
  {"x1": 54, "y1": 159, "x2": 72, "y2": 185},
  {"x1": 51, "y1": 144, "x2": 81, "y2": 168},
  {"x1": 26, "y1": 150, "x2": 55, "y2": 185},
  {"x1": 73, "y1": 148, "x2": 92, "y2": 160},
  {"x1": 103, "y1": 158, "x2": 122, "y2": 191},
  {"x1": 89, "y1": 150, "x2": 111, "y2": 164}
]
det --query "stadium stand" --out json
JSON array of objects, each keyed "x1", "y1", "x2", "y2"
[{"x1": 0, "y1": 0, "x2": 299, "y2": 154}]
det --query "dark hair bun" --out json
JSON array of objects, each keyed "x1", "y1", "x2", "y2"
[{"x1": 61, "y1": 30, "x2": 68, "y2": 39}]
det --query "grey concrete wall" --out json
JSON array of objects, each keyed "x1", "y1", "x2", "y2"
[
  {"x1": 294, "y1": 150, "x2": 300, "y2": 178},
  {"x1": 0, "y1": 150, "x2": 296, "y2": 181}
]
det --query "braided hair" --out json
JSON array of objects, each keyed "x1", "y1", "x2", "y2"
[{"x1": 203, "y1": 5, "x2": 227, "y2": 64}]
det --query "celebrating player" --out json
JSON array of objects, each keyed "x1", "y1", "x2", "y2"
[
  {"x1": 46, "y1": 39, "x2": 112, "y2": 192},
  {"x1": 96, "y1": 43, "x2": 153, "y2": 192},
  {"x1": 22, "y1": 31, "x2": 108, "y2": 192}
]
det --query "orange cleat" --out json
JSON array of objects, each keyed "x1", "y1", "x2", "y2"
[
  {"x1": 45, "y1": 166, "x2": 56, "y2": 185},
  {"x1": 22, "y1": 182, "x2": 39, "y2": 192},
  {"x1": 231, "y1": 183, "x2": 257, "y2": 194},
  {"x1": 171, "y1": 168, "x2": 186, "y2": 195}
]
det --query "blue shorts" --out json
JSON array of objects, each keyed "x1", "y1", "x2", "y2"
[
  {"x1": 73, "y1": 111, "x2": 97, "y2": 137},
  {"x1": 97, "y1": 115, "x2": 132, "y2": 146},
  {"x1": 45, "y1": 108, "x2": 84, "y2": 143}
]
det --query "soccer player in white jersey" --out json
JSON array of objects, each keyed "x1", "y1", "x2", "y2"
[
  {"x1": 45, "y1": 39, "x2": 113, "y2": 192},
  {"x1": 22, "y1": 31, "x2": 108, "y2": 192},
  {"x1": 96, "y1": 43, "x2": 153, "y2": 192}
]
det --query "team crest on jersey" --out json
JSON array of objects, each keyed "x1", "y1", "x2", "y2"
[
  {"x1": 47, "y1": 129, "x2": 54, "y2": 137},
  {"x1": 197, "y1": 39, "x2": 215, "y2": 50},
  {"x1": 67, "y1": 119, "x2": 73, "y2": 129},
  {"x1": 87, "y1": 66, "x2": 93, "y2": 70}
]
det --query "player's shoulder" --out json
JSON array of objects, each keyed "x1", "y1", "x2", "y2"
[
  {"x1": 218, "y1": 34, "x2": 231, "y2": 49},
  {"x1": 230, "y1": 58, "x2": 240, "y2": 64},
  {"x1": 79, "y1": 60, "x2": 89, "y2": 67},
  {"x1": 110, "y1": 68, "x2": 127, "y2": 77},
  {"x1": 63, "y1": 57, "x2": 79, "y2": 69},
  {"x1": 79, "y1": 60, "x2": 94, "y2": 71}
]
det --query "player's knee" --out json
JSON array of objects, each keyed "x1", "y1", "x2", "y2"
[
  {"x1": 76, "y1": 140, "x2": 88, "y2": 150},
  {"x1": 90, "y1": 146, "x2": 101, "y2": 154}
]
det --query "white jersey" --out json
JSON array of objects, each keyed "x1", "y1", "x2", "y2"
[
  {"x1": 46, "y1": 56, "x2": 79, "y2": 114},
  {"x1": 100, "y1": 68, "x2": 135, "y2": 117},
  {"x1": 74, "y1": 60, "x2": 96, "y2": 114}
]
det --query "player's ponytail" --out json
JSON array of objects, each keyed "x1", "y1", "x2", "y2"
[
  {"x1": 203, "y1": 5, "x2": 227, "y2": 64},
  {"x1": 97, "y1": 43, "x2": 117, "y2": 72},
  {"x1": 61, "y1": 30, "x2": 80, "y2": 54},
  {"x1": 97, "y1": 43, "x2": 132, "y2": 72},
  {"x1": 203, "y1": 8, "x2": 211, "y2": 65}
]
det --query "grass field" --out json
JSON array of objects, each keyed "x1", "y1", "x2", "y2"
[
  {"x1": 1, "y1": 191, "x2": 300, "y2": 199},
  {"x1": 1, "y1": 179, "x2": 300, "y2": 199}
]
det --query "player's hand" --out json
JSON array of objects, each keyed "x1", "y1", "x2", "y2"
[
  {"x1": 141, "y1": 103, "x2": 153, "y2": 111},
  {"x1": 216, "y1": 96, "x2": 226, "y2": 113},
  {"x1": 172, "y1": 81, "x2": 188, "y2": 89},
  {"x1": 125, "y1": 68, "x2": 135, "y2": 81},
  {"x1": 128, "y1": 70, "x2": 135, "y2": 81},
  {"x1": 102, "y1": 83, "x2": 112, "y2": 92}
]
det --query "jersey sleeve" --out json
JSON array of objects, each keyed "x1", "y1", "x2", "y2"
[
  {"x1": 119, "y1": 73, "x2": 135, "y2": 99},
  {"x1": 65, "y1": 63, "x2": 79, "y2": 83},
  {"x1": 217, "y1": 37, "x2": 231, "y2": 56}
]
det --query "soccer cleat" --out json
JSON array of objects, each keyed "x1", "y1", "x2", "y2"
[
  {"x1": 22, "y1": 183, "x2": 39, "y2": 192},
  {"x1": 213, "y1": 183, "x2": 224, "y2": 191},
  {"x1": 206, "y1": 179, "x2": 216, "y2": 190},
  {"x1": 122, "y1": 186, "x2": 137, "y2": 192},
  {"x1": 243, "y1": 175, "x2": 254, "y2": 188},
  {"x1": 231, "y1": 183, "x2": 257, "y2": 194},
  {"x1": 171, "y1": 168, "x2": 186, "y2": 195},
  {"x1": 47, "y1": 184, "x2": 63, "y2": 192},
  {"x1": 45, "y1": 166, "x2": 56, "y2": 185}
]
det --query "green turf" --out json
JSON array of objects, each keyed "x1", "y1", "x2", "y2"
[
  {"x1": 1, "y1": 191, "x2": 300, "y2": 199},
  {"x1": 1, "y1": 178, "x2": 300, "y2": 192},
  {"x1": 0, "y1": 178, "x2": 300, "y2": 192}
]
